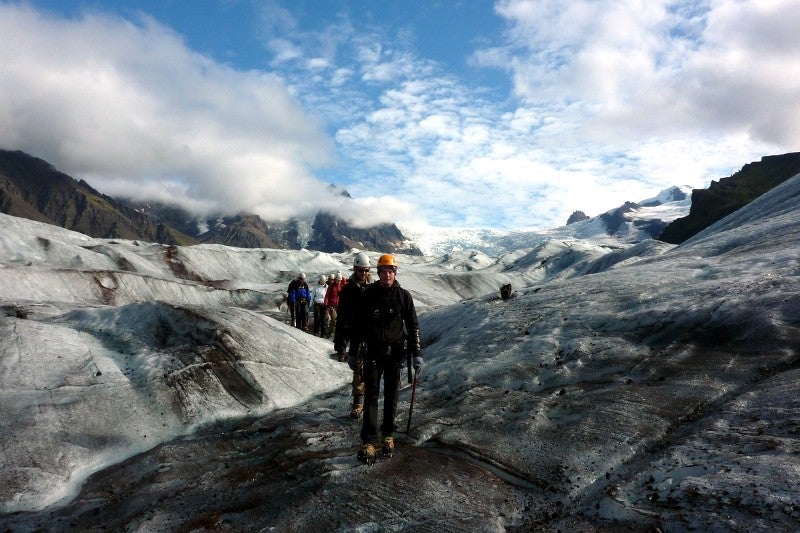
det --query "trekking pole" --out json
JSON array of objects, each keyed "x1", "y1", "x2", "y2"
[{"x1": 406, "y1": 369, "x2": 418, "y2": 434}]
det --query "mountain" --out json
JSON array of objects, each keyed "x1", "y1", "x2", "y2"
[
  {"x1": 566, "y1": 210, "x2": 589, "y2": 224},
  {"x1": 308, "y1": 212, "x2": 422, "y2": 255},
  {"x1": 410, "y1": 152, "x2": 800, "y2": 256},
  {"x1": 405, "y1": 185, "x2": 693, "y2": 257},
  {"x1": 7, "y1": 146, "x2": 799, "y2": 258},
  {"x1": 2, "y1": 169, "x2": 800, "y2": 529},
  {"x1": 127, "y1": 201, "x2": 421, "y2": 254},
  {"x1": 0, "y1": 149, "x2": 196, "y2": 245},
  {"x1": 659, "y1": 151, "x2": 800, "y2": 244},
  {"x1": 126, "y1": 201, "x2": 307, "y2": 249},
  {"x1": 0, "y1": 148, "x2": 418, "y2": 254}
]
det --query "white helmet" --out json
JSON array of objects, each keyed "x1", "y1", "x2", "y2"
[
  {"x1": 334, "y1": 272, "x2": 342, "y2": 281},
  {"x1": 299, "y1": 272, "x2": 306, "y2": 279},
  {"x1": 319, "y1": 275, "x2": 327, "y2": 283},
  {"x1": 353, "y1": 252, "x2": 370, "y2": 268}
]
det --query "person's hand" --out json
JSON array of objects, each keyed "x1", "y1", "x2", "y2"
[{"x1": 412, "y1": 356, "x2": 423, "y2": 374}]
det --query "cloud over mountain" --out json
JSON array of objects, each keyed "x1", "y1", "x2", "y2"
[{"x1": 0, "y1": 4, "x2": 408, "y2": 227}]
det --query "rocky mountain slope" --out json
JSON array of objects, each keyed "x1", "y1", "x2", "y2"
[
  {"x1": 0, "y1": 149, "x2": 195, "y2": 245},
  {"x1": 0, "y1": 148, "x2": 420, "y2": 254},
  {"x1": 659, "y1": 151, "x2": 800, "y2": 243}
]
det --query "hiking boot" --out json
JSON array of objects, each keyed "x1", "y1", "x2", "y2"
[
  {"x1": 349, "y1": 401, "x2": 363, "y2": 420},
  {"x1": 336, "y1": 352, "x2": 346, "y2": 362},
  {"x1": 357, "y1": 443, "x2": 377, "y2": 465},
  {"x1": 381, "y1": 436, "x2": 395, "y2": 457}
]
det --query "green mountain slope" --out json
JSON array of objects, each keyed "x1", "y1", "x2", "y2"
[{"x1": 0, "y1": 149, "x2": 197, "y2": 245}]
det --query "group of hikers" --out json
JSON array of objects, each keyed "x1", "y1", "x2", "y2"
[
  {"x1": 286, "y1": 271, "x2": 345, "y2": 337},
  {"x1": 285, "y1": 252, "x2": 423, "y2": 465}
]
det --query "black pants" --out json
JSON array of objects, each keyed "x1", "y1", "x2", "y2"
[
  {"x1": 295, "y1": 301, "x2": 308, "y2": 330},
  {"x1": 361, "y1": 342, "x2": 404, "y2": 443},
  {"x1": 313, "y1": 303, "x2": 326, "y2": 335}
]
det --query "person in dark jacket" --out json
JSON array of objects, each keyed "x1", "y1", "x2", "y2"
[
  {"x1": 335, "y1": 253, "x2": 372, "y2": 418},
  {"x1": 286, "y1": 273, "x2": 305, "y2": 327},
  {"x1": 288, "y1": 273, "x2": 310, "y2": 331},
  {"x1": 349, "y1": 253, "x2": 422, "y2": 464}
]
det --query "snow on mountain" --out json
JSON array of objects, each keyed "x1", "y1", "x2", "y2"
[
  {"x1": 2, "y1": 176, "x2": 800, "y2": 530},
  {"x1": 404, "y1": 185, "x2": 694, "y2": 257},
  {"x1": 639, "y1": 185, "x2": 692, "y2": 206}
]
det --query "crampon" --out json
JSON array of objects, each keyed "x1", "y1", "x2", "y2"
[
  {"x1": 349, "y1": 402, "x2": 363, "y2": 420},
  {"x1": 381, "y1": 436, "x2": 395, "y2": 458},
  {"x1": 358, "y1": 443, "x2": 377, "y2": 465}
]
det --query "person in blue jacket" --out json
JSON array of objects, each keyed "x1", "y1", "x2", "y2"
[{"x1": 288, "y1": 272, "x2": 311, "y2": 331}]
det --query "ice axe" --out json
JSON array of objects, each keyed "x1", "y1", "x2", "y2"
[{"x1": 406, "y1": 368, "x2": 418, "y2": 434}]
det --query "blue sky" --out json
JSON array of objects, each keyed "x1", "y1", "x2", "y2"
[{"x1": 0, "y1": 1, "x2": 797, "y2": 232}]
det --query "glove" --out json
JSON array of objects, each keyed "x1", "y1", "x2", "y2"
[
  {"x1": 412, "y1": 356, "x2": 423, "y2": 374},
  {"x1": 348, "y1": 353, "x2": 359, "y2": 371}
]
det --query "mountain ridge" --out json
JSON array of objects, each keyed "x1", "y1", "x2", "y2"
[
  {"x1": 0, "y1": 150, "x2": 195, "y2": 245},
  {"x1": 404, "y1": 184, "x2": 693, "y2": 257},
  {"x1": 3, "y1": 147, "x2": 797, "y2": 257},
  {"x1": 0, "y1": 148, "x2": 421, "y2": 255},
  {"x1": 659, "y1": 151, "x2": 800, "y2": 243}
]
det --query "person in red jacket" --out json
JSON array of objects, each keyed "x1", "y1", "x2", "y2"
[{"x1": 324, "y1": 272, "x2": 345, "y2": 341}]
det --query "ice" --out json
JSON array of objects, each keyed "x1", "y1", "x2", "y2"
[{"x1": 2, "y1": 174, "x2": 800, "y2": 529}]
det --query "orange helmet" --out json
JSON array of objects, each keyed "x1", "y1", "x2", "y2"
[{"x1": 376, "y1": 254, "x2": 398, "y2": 268}]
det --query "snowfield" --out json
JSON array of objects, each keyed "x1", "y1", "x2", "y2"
[{"x1": 1, "y1": 175, "x2": 799, "y2": 531}]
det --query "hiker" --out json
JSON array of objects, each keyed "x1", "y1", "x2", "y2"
[
  {"x1": 349, "y1": 253, "x2": 422, "y2": 464},
  {"x1": 288, "y1": 273, "x2": 311, "y2": 331},
  {"x1": 312, "y1": 275, "x2": 328, "y2": 336},
  {"x1": 324, "y1": 272, "x2": 344, "y2": 339},
  {"x1": 334, "y1": 252, "x2": 372, "y2": 418},
  {"x1": 286, "y1": 272, "x2": 306, "y2": 327}
]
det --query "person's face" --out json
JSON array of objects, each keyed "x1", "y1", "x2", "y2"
[
  {"x1": 378, "y1": 266, "x2": 396, "y2": 287},
  {"x1": 354, "y1": 266, "x2": 369, "y2": 281}
]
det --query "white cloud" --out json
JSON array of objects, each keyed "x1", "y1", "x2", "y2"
[
  {"x1": 0, "y1": 4, "x2": 360, "y2": 221},
  {"x1": 334, "y1": 195, "x2": 417, "y2": 228},
  {"x1": 2, "y1": 1, "x2": 792, "y2": 235},
  {"x1": 273, "y1": 0, "x2": 786, "y2": 231},
  {"x1": 267, "y1": 38, "x2": 304, "y2": 63},
  {"x1": 307, "y1": 58, "x2": 329, "y2": 69},
  {"x1": 491, "y1": 0, "x2": 800, "y2": 148},
  {"x1": 355, "y1": 42, "x2": 383, "y2": 65}
]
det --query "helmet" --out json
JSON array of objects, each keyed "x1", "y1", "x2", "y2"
[
  {"x1": 334, "y1": 272, "x2": 342, "y2": 281},
  {"x1": 353, "y1": 252, "x2": 370, "y2": 268},
  {"x1": 319, "y1": 275, "x2": 327, "y2": 283},
  {"x1": 377, "y1": 254, "x2": 398, "y2": 268},
  {"x1": 299, "y1": 272, "x2": 306, "y2": 279}
]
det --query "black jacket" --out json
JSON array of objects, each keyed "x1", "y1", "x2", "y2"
[
  {"x1": 333, "y1": 274, "x2": 368, "y2": 352},
  {"x1": 354, "y1": 280, "x2": 420, "y2": 357}
]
